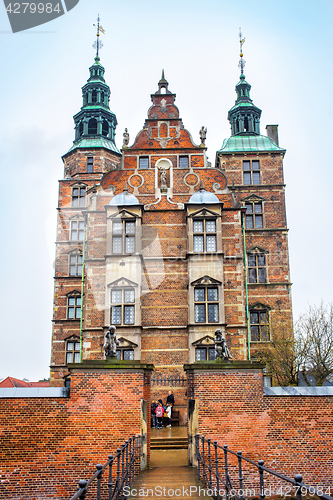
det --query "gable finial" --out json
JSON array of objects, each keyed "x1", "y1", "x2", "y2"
[
  {"x1": 123, "y1": 181, "x2": 129, "y2": 193},
  {"x1": 93, "y1": 15, "x2": 105, "y2": 62},
  {"x1": 238, "y1": 28, "x2": 246, "y2": 78}
]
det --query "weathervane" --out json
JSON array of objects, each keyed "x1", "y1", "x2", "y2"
[
  {"x1": 238, "y1": 28, "x2": 246, "y2": 76},
  {"x1": 93, "y1": 15, "x2": 105, "y2": 61}
]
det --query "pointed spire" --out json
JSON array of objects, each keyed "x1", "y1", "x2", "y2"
[
  {"x1": 157, "y1": 70, "x2": 169, "y2": 93},
  {"x1": 238, "y1": 28, "x2": 246, "y2": 79},
  {"x1": 200, "y1": 179, "x2": 205, "y2": 191},
  {"x1": 123, "y1": 181, "x2": 129, "y2": 193},
  {"x1": 159, "y1": 69, "x2": 168, "y2": 85},
  {"x1": 92, "y1": 15, "x2": 105, "y2": 64}
]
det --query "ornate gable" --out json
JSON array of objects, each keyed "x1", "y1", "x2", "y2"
[
  {"x1": 107, "y1": 277, "x2": 138, "y2": 288},
  {"x1": 242, "y1": 194, "x2": 265, "y2": 202},
  {"x1": 108, "y1": 209, "x2": 139, "y2": 220},
  {"x1": 118, "y1": 337, "x2": 138, "y2": 348},
  {"x1": 190, "y1": 208, "x2": 220, "y2": 218},
  {"x1": 192, "y1": 335, "x2": 215, "y2": 347},
  {"x1": 247, "y1": 246, "x2": 268, "y2": 254},
  {"x1": 191, "y1": 275, "x2": 222, "y2": 286}
]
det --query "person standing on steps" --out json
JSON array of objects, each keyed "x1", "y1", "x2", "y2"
[
  {"x1": 165, "y1": 404, "x2": 172, "y2": 427},
  {"x1": 155, "y1": 402, "x2": 164, "y2": 429},
  {"x1": 166, "y1": 390, "x2": 174, "y2": 406},
  {"x1": 151, "y1": 400, "x2": 158, "y2": 428}
]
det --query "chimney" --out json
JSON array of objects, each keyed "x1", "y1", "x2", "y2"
[{"x1": 266, "y1": 125, "x2": 279, "y2": 146}]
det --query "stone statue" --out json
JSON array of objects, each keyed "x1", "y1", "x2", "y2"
[
  {"x1": 214, "y1": 329, "x2": 232, "y2": 361},
  {"x1": 104, "y1": 325, "x2": 119, "y2": 358},
  {"x1": 160, "y1": 168, "x2": 167, "y2": 188},
  {"x1": 123, "y1": 128, "x2": 129, "y2": 147},
  {"x1": 64, "y1": 165, "x2": 72, "y2": 178},
  {"x1": 199, "y1": 126, "x2": 207, "y2": 145}
]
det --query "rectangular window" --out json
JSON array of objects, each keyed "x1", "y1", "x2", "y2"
[
  {"x1": 243, "y1": 160, "x2": 260, "y2": 185},
  {"x1": 66, "y1": 341, "x2": 80, "y2": 364},
  {"x1": 68, "y1": 297, "x2": 81, "y2": 320},
  {"x1": 112, "y1": 220, "x2": 136, "y2": 254},
  {"x1": 117, "y1": 349, "x2": 135, "y2": 360},
  {"x1": 194, "y1": 286, "x2": 219, "y2": 324},
  {"x1": 245, "y1": 202, "x2": 263, "y2": 229},
  {"x1": 250, "y1": 309, "x2": 270, "y2": 341},
  {"x1": 87, "y1": 157, "x2": 94, "y2": 173},
  {"x1": 72, "y1": 187, "x2": 86, "y2": 208},
  {"x1": 195, "y1": 346, "x2": 217, "y2": 361},
  {"x1": 193, "y1": 219, "x2": 217, "y2": 252},
  {"x1": 71, "y1": 220, "x2": 85, "y2": 241},
  {"x1": 110, "y1": 288, "x2": 135, "y2": 326},
  {"x1": 248, "y1": 253, "x2": 267, "y2": 283},
  {"x1": 139, "y1": 157, "x2": 149, "y2": 169},
  {"x1": 69, "y1": 254, "x2": 83, "y2": 276},
  {"x1": 179, "y1": 156, "x2": 189, "y2": 168}
]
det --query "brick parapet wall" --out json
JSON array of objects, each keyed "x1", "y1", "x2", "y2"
[
  {"x1": 186, "y1": 363, "x2": 333, "y2": 488},
  {"x1": 0, "y1": 364, "x2": 152, "y2": 500}
]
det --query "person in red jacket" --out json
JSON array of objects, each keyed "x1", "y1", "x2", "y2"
[{"x1": 155, "y1": 402, "x2": 164, "y2": 429}]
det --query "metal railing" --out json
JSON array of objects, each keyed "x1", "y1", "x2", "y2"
[
  {"x1": 195, "y1": 434, "x2": 333, "y2": 500},
  {"x1": 151, "y1": 374, "x2": 187, "y2": 386},
  {"x1": 69, "y1": 434, "x2": 144, "y2": 500}
]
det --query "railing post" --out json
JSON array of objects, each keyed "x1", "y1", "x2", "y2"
[
  {"x1": 77, "y1": 479, "x2": 87, "y2": 500},
  {"x1": 116, "y1": 448, "x2": 121, "y2": 497},
  {"x1": 127, "y1": 438, "x2": 132, "y2": 488},
  {"x1": 124, "y1": 440, "x2": 129, "y2": 489},
  {"x1": 108, "y1": 455, "x2": 113, "y2": 500},
  {"x1": 237, "y1": 451, "x2": 244, "y2": 500},
  {"x1": 207, "y1": 438, "x2": 212, "y2": 490},
  {"x1": 121, "y1": 443, "x2": 126, "y2": 497},
  {"x1": 96, "y1": 464, "x2": 103, "y2": 500},
  {"x1": 201, "y1": 435, "x2": 207, "y2": 488},
  {"x1": 224, "y1": 445, "x2": 230, "y2": 500},
  {"x1": 195, "y1": 434, "x2": 200, "y2": 481},
  {"x1": 294, "y1": 474, "x2": 303, "y2": 500},
  {"x1": 214, "y1": 441, "x2": 220, "y2": 500},
  {"x1": 258, "y1": 459, "x2": 265, "y2": 500}
]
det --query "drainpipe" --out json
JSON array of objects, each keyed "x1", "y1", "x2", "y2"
[
  {"x1": 79, "y1": 214, "x2": 87, "y2": 363},
  {"x1": 242, "y1": 209, "x2": 251, "y2": 360}
]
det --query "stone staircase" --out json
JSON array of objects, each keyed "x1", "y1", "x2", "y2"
[{"x1": 151, "y1": 435, "x2": 188, "y2": 450}]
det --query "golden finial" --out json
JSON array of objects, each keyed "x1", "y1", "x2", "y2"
[{"x1": 238, "y1": 28, "x2": 246, "y2": 76}]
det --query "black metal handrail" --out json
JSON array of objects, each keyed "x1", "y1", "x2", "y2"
[
  {"x1": 69, "y1": 433, "x2": 144, "y2": 500},
  {"x1": 151, "y1": 374, "x2": 187, "y2": 386},
  {"x1": 195, "y1": 434, "x2": 333, "y2": 500}
]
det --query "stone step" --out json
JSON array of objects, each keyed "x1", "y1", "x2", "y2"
[{"x1": 151, "y1": 437, "x2": 188, "y2": 449}]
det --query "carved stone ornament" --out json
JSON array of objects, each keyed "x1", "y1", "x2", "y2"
[{"x1": 123, "y1": 128, "x2": 130, "y2": 147}]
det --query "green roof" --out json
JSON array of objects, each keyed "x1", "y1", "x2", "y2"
[
  {"x1": 66, "y1": 137, "x2": 121, "y2": 155},
  {"x1": 218, "y1": 135, "x2": 285, "y2": 154}
]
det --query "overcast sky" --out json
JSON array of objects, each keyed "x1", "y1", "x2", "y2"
[{"x1": 0, "y1": 0, "x2": 332, "y2": 381}]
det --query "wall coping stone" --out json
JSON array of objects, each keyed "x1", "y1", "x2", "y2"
[
  {"x1": 264, "y1": 386, "x2": 333, "y2": 396},
  {"x1": 68, "y1": 359, "x2": 155, "y2": 372},
  {"x1": 183, "y1": 361, "x2": 265, "y2": 371},
  {"x1": 0, "y1": 387, "x2": 69, "y2": 398}
]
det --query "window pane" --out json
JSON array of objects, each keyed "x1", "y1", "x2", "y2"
[
  {"x1": 195, "y1": 304, "x2": 206, "y2": 323},
  {"x1": 113, "y1": 222, "x2": 123, "y2": 234},
  {"x1": 254, "y1": 203, "x2": 262, "y2": 214},
  {"x1": 253, "y1": 172, "x2": 260, "y2": 185},
  {"x1": 207, "y1": 288, "x2": 218, "y2": 301},
  {"x1": 245, "y1": 203, "x2": 252, "y2": 214},
  {"x1": 249, "y1": 268, "x2": 257, "y2": 283},
  {"x1": 194, "y1": 288, "x2": 205, "y2": 302},
  {"x1": 179, "y1": 156, "x2": 189, "y2": 168},
  {"x1": 244, "y1": 172, "x2": 251, "y2": 185},
  {"x1": 255, "y1": 215, "x2": 263, "y2": 228},
  {"x1": 78, "y1": 230, "x2": 84, "y2": 240},
  {"x1": 75, "y1": 307, "x2": 81, "y2": 319},
  {"x1": 74, "y1": 342, "x2": 80, "y2": 351},
  {"x1": 79, "y1": 221, "x2": 85, "y2": 229},
  {"x1": 111, "y1": 306, "x2": 122, "y2": 324},
  {"x1": 116, "y1": 351, "x2": 121, "y2": 360},
  {"x1": 77, "y1": 264, "x2": 83, "y2": 276},
  {"x1": 113, "y1": 237, "x2": 122, "y2": 254},
  {"x1": 111, "y1": 290, "x2": 122, "y2": 303},
  {"x1": 193, "y1": 220, "x2": 204, "y2": 233},
  {"x1": 206, "y1": 235, "x2": 216, "y2": 252},
  {"x1": 80, "y1": 188, "x2": 86, "y2": 196},
  {"x1": 247, "y1": 254, "x2": 256, "y2": 267},
  {"x1": 251, "y1": 325, "x2": 259, "y2": 341},
  {"x1": 74, "y1": 352, "x2": 80, "y2": 363},
  {"x1": 250, "y1": 312, "x2": 259, "y2": 324},
  {"x1": 71, "y1": 221, "x2": 77, "y2": 230},
  {"x1": 72, "y1": 188, "x2": 79, "y2": 197},
  {"x1": 258, "y1": 254, "x2": 266, "y2": 266},
  {"x1": 70, "y1": 265, "x2": 76, "y2": 276},
  {"x1": 66, "y1": 352, "x2": 73, "y2": 363},
  {"x1": 68, "y1": 308, "x2": 74, "y2": 319},
  {"x1": 124, "y1": 289, "x2": 135, "y2": 303},
  {"x1": 70, "y1": 255, "x2": 76, "y2": 263},
  {"x1": 243, "y1": 161, "x2": 250, "y2": 170},
  {"x1": 260, "y1": 311, "x2": 268, "y2": 324},
  {"x1": 67, "y1": 342, "x2": 73, "y2": 351},
  {"x1": 252, "y1": 161, "x2": 260, "y2": 170},
  {"x1": 193, "y1": 235, "x2": 204, "y2": 252},
  {"x1": 205, "y1": 220, "x2": 216, "y2": 233},
  {"x1": 208, "y1": 347, "x2": 216, "y2": 361},
  {"x1": 246, "y1": 216, "x2": 253, "y2": 229},
  {"x1": 124, "y1": 349, "x2": 134, "y2": 360},
  {"x1": 79, "y1": 197, "x2": 85, "y2": 207},
  {"x1": 258, "y1": 268, "x2": 267, "y2": 283},
  {"x1": 68, "y1": 298, "x2": 75, "y2": 306},
  {"x1": 124, "y1": 305, "x2": 135, "y2": 324},
  {"x1": 195, "y1": 348, "x2": 207, "y2": 361},
  {"x1": 125, "y1": 222, "x2": 135, "y2": 234},
  {"x1": 208, "y1": 303, "x2": 219, "y2": 322},
  {"x1": 76, "y1": 297, "x2": 81, "y2": 306},
  {"x1": 71, "y1": 231, "x2": 77, "y2": 241},
  {"x1": 139, "y1": 157, "x2": 149, "y2": 169},
  {"x1": 261, "y1": 326, "x2": 269, "y2": 341},
  {"x1": 125, "y1": 236, "x2": 135, "y2": 253}
]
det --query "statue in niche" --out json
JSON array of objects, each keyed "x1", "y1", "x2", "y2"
[
  {"x1": 160, "y1": 167, "x2": 168, "y2": 189},
  {"x1": 123, "y1": 128, "x2": 130, "y2": 147},
  {"x1": 104, "y1": 325, "x2": 119, "y2": 358},
  {"x1": 214, "y1": 329, "x2": 232, "y2": 361},
  {"x1": 199, "y1": 126, "x2": 207, "y2": 145},
  {"x1": 64, "y1": 165, "x2": 72, "y2": 178}
]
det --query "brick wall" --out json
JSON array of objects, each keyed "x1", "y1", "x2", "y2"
[
  {"x1": 186, "y1": 363, "x2": 333, "y2": 488},
  {"x1": 0, "y1": 364, "x2": 152, "y2": 500}
]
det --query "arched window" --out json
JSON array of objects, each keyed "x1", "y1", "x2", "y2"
[
  {"x1": 92, "y1": 90, "x2": 97, "y2": 103},
  {"x1": 160, "y1": 87, "x2": 166, "y2": 94},
  {"x1": 88, "y1": 118, "x2": 97, "y2": 135},
  {"x1": 159, "y1": 123, "x2": 168, "y2": 138},
  {"x1": 102, "y1": 120, "x2": 109, "y2": 137},
  {"x1": 244, "y1": 116, "x2": 249, "y2": 132}
]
